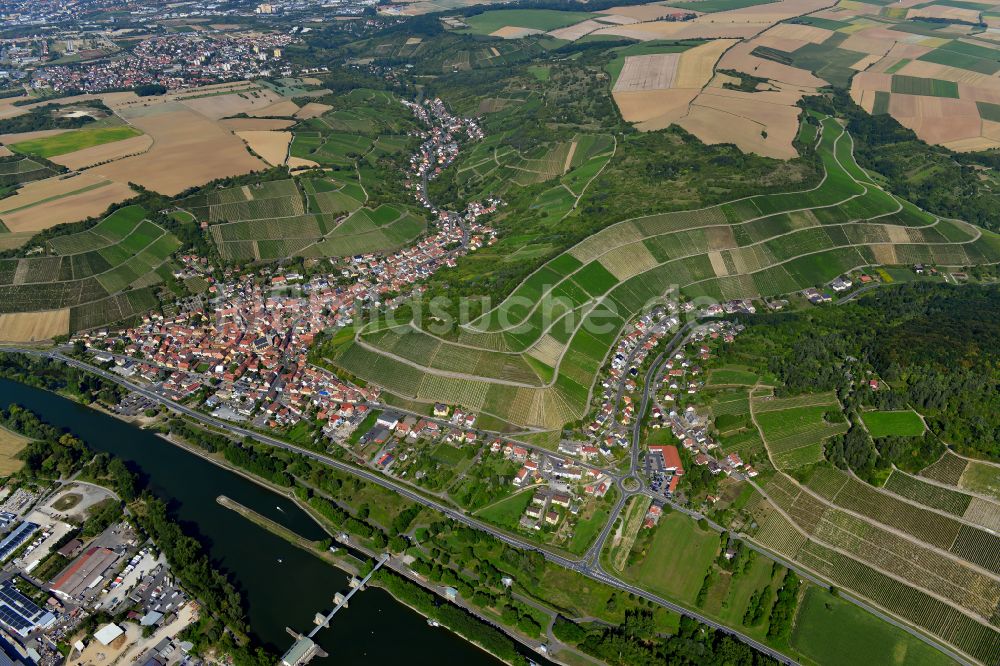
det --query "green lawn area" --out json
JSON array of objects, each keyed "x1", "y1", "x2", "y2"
[
  {"x1": 791, "y1": 586, "x2": 955, "y2": 666},
  {"x1": 527, "y1": 65, "x2": 551, "y2": 81},
  {"x1": 707, "y1": 367, "x2": 759, "y2": 386},
  {"x1": 670, "y1": 0, "x2": 777, "y2": 12},
  {"x1": 958, "y1": 461, "x2": 1000, "y2": 501},
  {"x1": 623, "y1": 512, "x2": 720, "y2": 603},
  {"x1": 462, "y1": 9, "x2": 595, "y2": 35},
  {"x1": 476, "y1": 489, "x2": 533, "y2": 530},
  {"x1": 861, "y1": 410, "x2": 925, "y2": 438},
  {"x1": 10, "y1": 126, "x2": 143, "y2": 158}
]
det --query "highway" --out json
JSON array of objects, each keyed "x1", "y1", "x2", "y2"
[{"x1": 2, "y1": 347, "x2": 800, "y2": 666}]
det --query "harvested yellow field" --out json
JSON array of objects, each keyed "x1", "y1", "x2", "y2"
[
  {"x1": 295, "y1": 102, "x2": 333, "y2": 119},
  {"x1": 236, "y1": 130, "x2": 291, "y2": 166},
  {"x1": 0, "y1": 146, "x2": 10, "y2": 157},
  {"x1": 593, "y1": 21, "x2": 761, "y2": 40},
  {"x1": 613, "y1": 53, "x2": 680, "y2": 91},
  {"x1": 840, "y1": 33, "x2": 894, "y2": 55},
  {"x1": 248, "y1": 99, "x2": 300, "y2": 117},
  {"x1": 219, "y1": 118, "x2": 297, "y2": 131},
  {"x1": 547, "y1": 19, "x2": 606, "y2": 41},
  {"x1": 763, "y1": 22, "x2": 834, "y2": 43},
  {"x1": 0, "y1": 232, "x2": 35, "y2": 251},
  {"x1": 679, "y1": 88, "x2": 802, "y2": 159},
  {"x1": 288, "y1": 156, "x2": 321, "y2": 170},
  {"x1": 851, "y1": 53, "x2": 882, "y2": 71},
  {"x1": 674, "y1": 39, "x2": 736, "y2": 88},
  {"x1": 405, "y1": 37, "x2": 423, "y2": 45},
  {"x1": 92, "y1": 102, "x2": 266, "y2": 196},
  {"x1": 613, "y1": 89, "x2": 701, "y2": 129},
  {"x1": 0, "y1": 426, "x2": 28, "y2": 475},
  {"x1": 612, "y1": 40, "x2": 736, "y2": 129},
  {"x1": 0, "y1": 308, "x2": 70, "y2": 342},
  {"x1": 0, "y1": 173, "x2": 136, "y2": 232},
  {"x1": 50, "y1": 133, "x2": 153, "y2": 170},
  {"x1": 718, "y1": 41, "x2": 828, "y2": 87},
  {"x1": 594, "y1": 13, "x2": 640, "y2": 24},
  {"x1": 490, "y1": 26, "x2": 544, "y2": 38},
  {"x1": 597, "y1": 3, "x2": 687, "y2": 21}
]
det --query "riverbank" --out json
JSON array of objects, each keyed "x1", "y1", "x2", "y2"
[{"x1": 215, "y1": 493, "x2": 542, "y2": 666}]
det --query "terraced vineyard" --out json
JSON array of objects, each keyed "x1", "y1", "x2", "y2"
[
  {"x1": 183, "y1": 176, "x2": 425, "y2": 261},
  {"x1": 329, "y1": 116, "x2": 1000, "y2": 430},
  {"x1": 752, "y1": 391, "x2": 847, "y2": 469},
  {"x1": 743, "y1": 467, "x2": 1000, "y2": 665},
  {"x1": 0, "y1": 205, "x2": 178, "y2": 332}
]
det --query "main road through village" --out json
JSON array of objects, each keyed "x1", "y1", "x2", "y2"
[{"x1": 3, "y1": 345, "x2": 800, "y2": 665}]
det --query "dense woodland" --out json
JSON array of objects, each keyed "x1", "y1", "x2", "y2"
[{"x1": 720, "y1": 283, "x2": 1000, "y2": 479}]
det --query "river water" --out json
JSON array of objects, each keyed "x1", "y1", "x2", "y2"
[{"x1": 0, "y1": 379, "x2": 504, "y2": 665}]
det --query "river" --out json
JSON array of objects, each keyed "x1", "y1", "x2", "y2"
[{"x1": 0, "y1": 379, "x2": 506, "y2": 665}]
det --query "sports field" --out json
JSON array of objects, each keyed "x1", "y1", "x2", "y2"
[
  {"x1": 861, "y1": 410, "x2": 925, "y2": 438},
  {"x1": 9, "y1": 126, "x2": 143, "y2": 159}
]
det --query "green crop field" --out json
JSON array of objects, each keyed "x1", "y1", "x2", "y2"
[
  {"x1": 331, "y1": 117, "x2": 1000, "y2": 431},
  {"x1": 461, "y1": 9, "x2": 596, "y2": 34},
  {"x1": 861, "y1": 410, "x2": 925, "y2": 437},
  {"x1": 9, "y1": 126, "x2": 143, "y2": 158},
  {"x1": 890, "y1": 75, "x2": 960, "y2": 98},
  {"x1": 671, "y1": 0, "x2": 777, "y2": 12},
  {"x1": 791, "y1": 586, "x2": 955, "y2": 666}
]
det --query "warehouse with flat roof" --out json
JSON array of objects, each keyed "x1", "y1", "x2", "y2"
[{"x1": 49, "y1": 547, "x2": 119, "y2": 601}]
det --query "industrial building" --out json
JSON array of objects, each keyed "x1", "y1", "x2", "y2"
[
  {"x1": 49, "y1": 547, "x2": 119, "y2": 601},
  {"x1": 0, "y1": 580, "x2": 55, "y2": 638},
  {"x1": 0, "y1": 524, "x2": 38, "y2": 563}
]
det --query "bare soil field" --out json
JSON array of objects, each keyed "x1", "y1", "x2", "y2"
[
  {"x1": 764, "y1": 22, "x2": 834, "y2": 43},
  {"x1": 594, "y1": 21, "x2": 761, "y2": 40},
  {"x1": 236, "y1": 130, "x2": 291, "y2": 166},
  {"x1": 0, "y1": 309, "x2": 70, "y2": 342},
  {"x1": 50, "y1": 134, "x2": 153, "y2": 170},
  {"x1": 908, "y1": 4, "x2": 981, "y2": 22},
  {"x1": 490, "y1": 26, "x2": 545, "y2": 38},
  {"x1": 180, "y1": 89, "x2": 283, "y2": 119},
  {"x1": 840, "y1": 33, "x2": 894, "y2": 55},
  {"x1": 219, "y1": 118, "x2": 297, "y2": 131},
  {"x1": 890, "y1": 95, "x2": 981, "y2": 145},
  {"x1": 851, "y1": 53, "x2": 882, "y2": 71},
  {"x1": 248, "y1": 99, "x2": 300, "y2": 117},
  {"x1": 91, "y1": 102, "x2": 266, "y2": 196},
  {"x1": 0, "y1": 146, "x2": 10, "y2": 158},
  {"x1": 295, "y1": 102, "x2": 334, "y2": 119}
]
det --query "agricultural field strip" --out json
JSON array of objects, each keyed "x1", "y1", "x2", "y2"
[
  {"x1": 883, "y1": 467, "x2": 1000, "y2": 522},
  {"x1": 748, "y1": 477, "x2": 1000, "y2": 635},
  {"x1": 462, "y1": 119, "x2": 968, "y2": 335}
]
